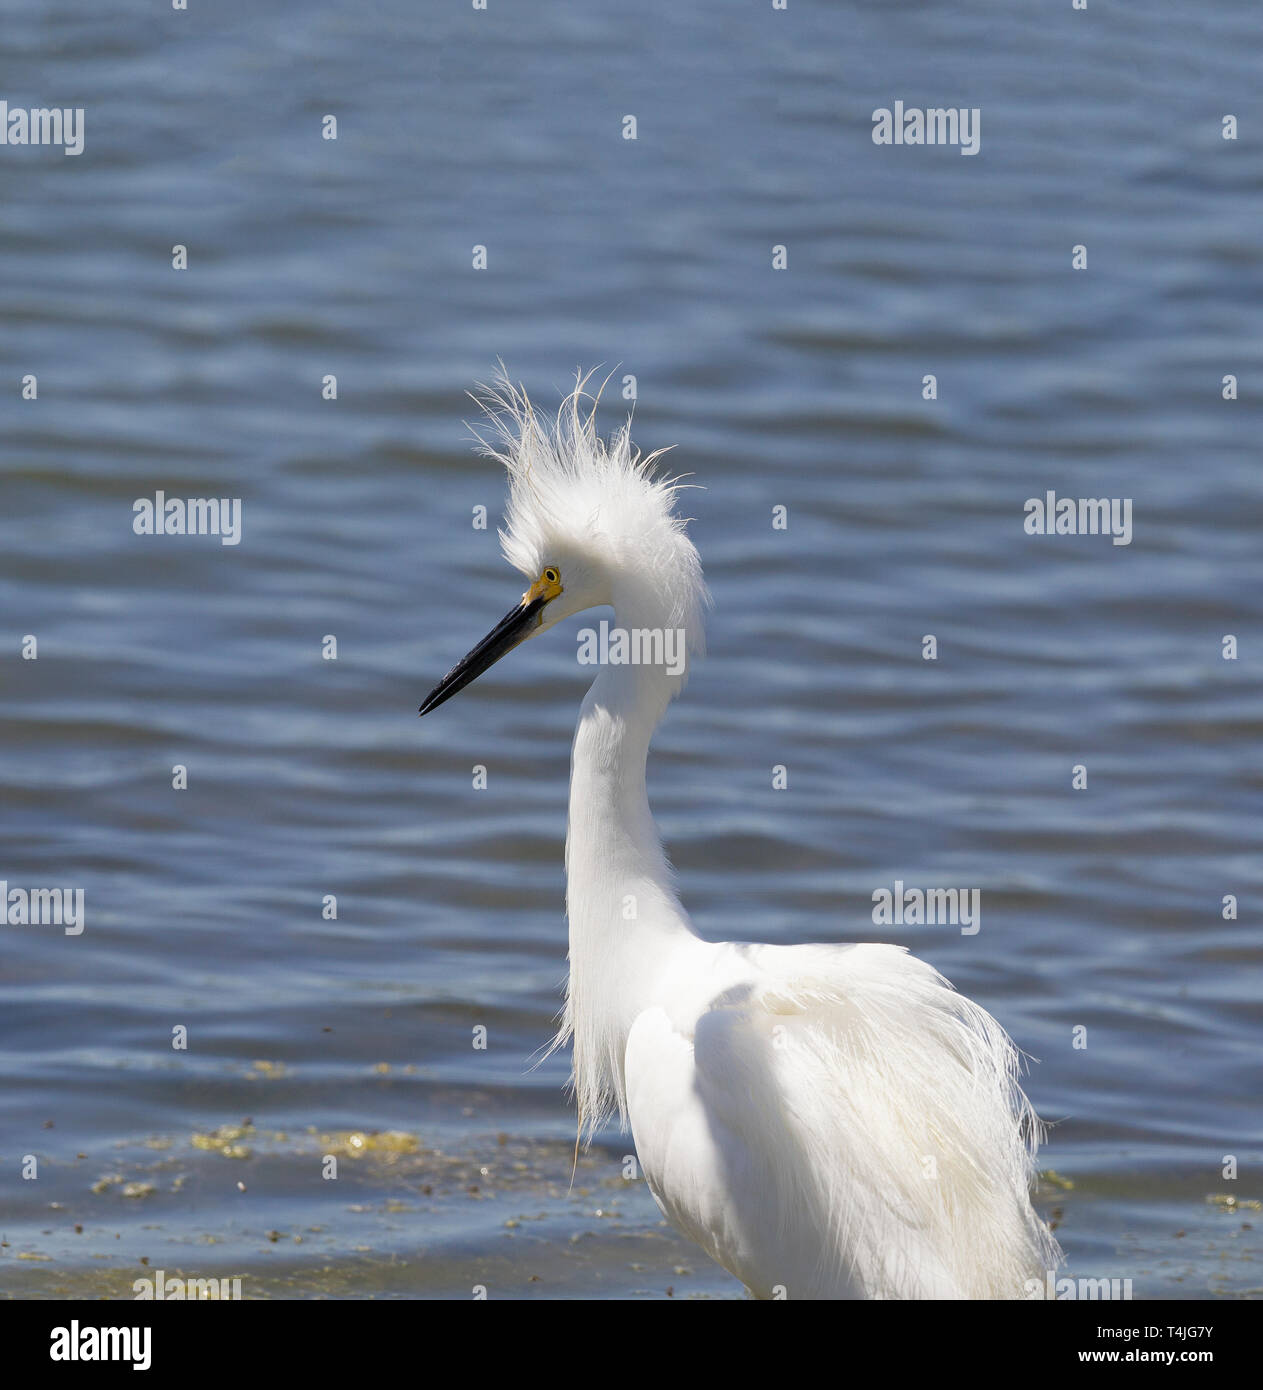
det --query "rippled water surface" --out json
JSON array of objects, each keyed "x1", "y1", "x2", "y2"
[{"x1": 1, "y1": 1, "x2": 1261, "y2": 1299}]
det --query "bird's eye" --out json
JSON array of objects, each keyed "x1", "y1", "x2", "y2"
[{"x1": 543, "y1": 568, "x2": 559, "y2": 585}]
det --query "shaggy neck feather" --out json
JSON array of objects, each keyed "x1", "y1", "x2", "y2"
[{"x1": 560, "y1": 588, "x2": 698, "y2": 1134}]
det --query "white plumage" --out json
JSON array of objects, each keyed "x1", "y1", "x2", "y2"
[{"x1": 421, "y1": 373, "x2": 1061, "y2": 1299}]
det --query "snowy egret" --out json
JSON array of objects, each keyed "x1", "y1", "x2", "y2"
[{"x1": 419, "y1": 375, "x2": 1061, "y2": 1299}]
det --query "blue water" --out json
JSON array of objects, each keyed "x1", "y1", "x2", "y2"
[{"x1": 1, "y1": 0, "x2": 1260, "y2": 1299}]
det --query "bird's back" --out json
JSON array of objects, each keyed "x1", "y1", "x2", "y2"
[{"x1": 624, "y1": 938, "x2": 1059, "y2": 1299}]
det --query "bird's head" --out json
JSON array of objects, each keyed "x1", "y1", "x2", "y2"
[{"x1": 419, "y1": 372, "x2": 707, "y2": 717}]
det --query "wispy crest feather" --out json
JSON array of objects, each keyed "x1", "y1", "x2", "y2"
[{"x1": 469, "y1": 369, "x2": 708, "y2": 658}]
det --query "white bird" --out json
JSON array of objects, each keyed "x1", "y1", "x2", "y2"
[{"x1": 420, "y1": 375, "x2": 1061, "y2": 1299}]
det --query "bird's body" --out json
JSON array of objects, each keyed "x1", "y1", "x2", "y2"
[{"x1": 421, "y1": 375, "x2": 1060, "y2": 1299}]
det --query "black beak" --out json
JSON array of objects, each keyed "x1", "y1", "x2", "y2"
[{"x1": 419, "y1": 595, "x2": 548, "y2": 716}]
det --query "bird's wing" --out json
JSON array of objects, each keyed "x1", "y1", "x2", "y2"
[
  {"x1": 625, "y1": 941, "x2": 1058, "y2": 1299},
  {"x1": 625, "y1": 998, "x2": 853, "y2": 1299}
]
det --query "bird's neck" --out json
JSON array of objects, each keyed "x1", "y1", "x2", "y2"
[{"x1": 560, "y1": 617, "x2": 696, "y2": 1136}]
